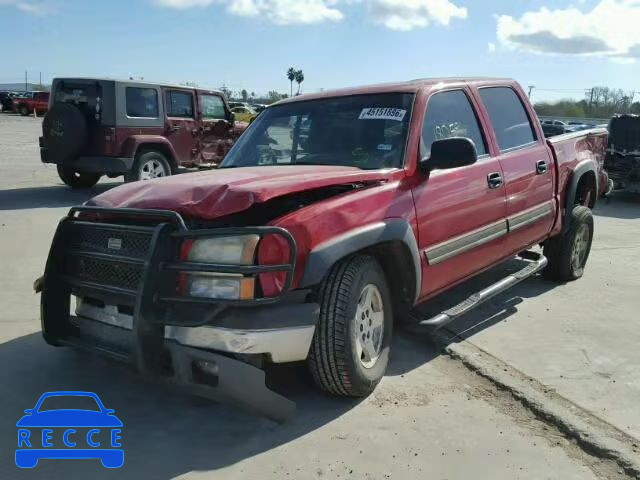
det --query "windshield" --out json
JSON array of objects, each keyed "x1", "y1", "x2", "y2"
[{"x1": 221, "y1": 93, "x2": 415, "y2": 170}]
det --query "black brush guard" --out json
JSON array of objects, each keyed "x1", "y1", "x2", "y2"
[{"x1": 41, "y1": 206, "x2": 298, "y2": 422}]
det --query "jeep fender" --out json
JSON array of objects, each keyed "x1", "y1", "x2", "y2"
[
  {"x1": 563, "y1": 159, "x2": 598, "y2": 232},
  {"x1": 120, "y1": 135, "x2": 178, "y2": 165},
  {"x1": 300, "y1": 219, "x2": 422, "y2": 303}
]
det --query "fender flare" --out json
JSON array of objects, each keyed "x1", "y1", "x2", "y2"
[
  {"x1": 564, "y1": 159, "x2": 598, "y2": 232},
  {"x1": 120, "y1": 135, "x2": 178, "y2": 165},
  {"x1": 300, "y1": 219, "x2": 422, "y2": 303}
]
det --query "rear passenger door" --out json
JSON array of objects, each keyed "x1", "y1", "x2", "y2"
[
  {"x1": 476, "y1": 87, "x2": 556, "y2": 254},
  {"x1": 413, "y1": 89, "x2": 508, "y2": 298},
  {"x1": 164, "y1": 89, "x2": 199, "y2": 166}
]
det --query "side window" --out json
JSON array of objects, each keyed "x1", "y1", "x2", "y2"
[
  {"x1": 479, "y1": 87, "x2": 537, "y2": 152},
  {"x1": 200, "y1": 94, "x2": 226, "y2": 120},
  {"x1": 126, "y1": 87, "x2": 159, "y2": 118},
  {"x1": 422, "y1": 90, "x2": 487, "y2": 158},
  {"x1": 166, "y1": 90, "x2": 194, "y2": 118}
]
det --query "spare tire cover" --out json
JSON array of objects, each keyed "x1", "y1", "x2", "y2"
[{"x1": 42, "y1": 103, "x2": 88, "y2": 162}]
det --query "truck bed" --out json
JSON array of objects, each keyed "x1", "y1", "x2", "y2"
[{"x1": 547, "y1": 128, "x2": 609, "y2": 199}]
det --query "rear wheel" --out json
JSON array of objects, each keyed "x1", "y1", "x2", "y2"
[
  {"x1": 543, "y1": 206, "x2": 594, "y2": 281},
  {"x1": 125, "y1": 151, "x2": 171, "y2": 182},
  {"x1": 308, "y1": 255, "x2": 393, "y2": 397},
  {"x1": 19, "y1": 104, "x2": 29, "y2": 116},
  {"x1": 57, "y1": 166, "x2": 100, "y2": 189}
]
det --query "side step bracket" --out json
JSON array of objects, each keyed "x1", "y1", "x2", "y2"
[{"x1": 417, "y1": 252, "x2": 548, "y2": 329}]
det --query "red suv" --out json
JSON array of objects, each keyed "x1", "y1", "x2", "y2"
[{"x1": 40, "y1": 78, "x2": 247, "y2": 188}]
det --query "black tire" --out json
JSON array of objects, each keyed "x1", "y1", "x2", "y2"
[
  {"x1": 543, "y1": 206, "x2": 594, "y2": 281},
  {"x1": 308, "y1": 255, "x2": 393, "y2": 397},
  {"x1": 125, "y1": 151, "x2": 171, "y2": 183},
  {"x1": 19, "y1": 104, "x2": 29, "y2": 116},
  {"x1": 43, "y1": 103, "x2": 88, "y2": 161},
  {"x1": 57, "y1": 166, "x2": 100, "y2": 189}
]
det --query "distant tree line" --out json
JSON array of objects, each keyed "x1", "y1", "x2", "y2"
[{"x1": 535, "y1": 86, "x2": 640, "y2": 119}]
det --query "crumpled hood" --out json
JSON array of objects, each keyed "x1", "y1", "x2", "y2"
[{"x1": 88, "y1": 166, "x2": 391, "y2": 220}]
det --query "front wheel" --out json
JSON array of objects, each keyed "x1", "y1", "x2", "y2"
[
  {"x1": 19, "y1": 105, "x2": 29, "y2": 116},
  {"x1": 125, "y1": 151, "x2": 171, "y2": 182},
  {"x1": 57, "y1": 166, "x2": 101, "y2": 189},
  {"x1": 308, "y1": 255, "x2": 393, "y2": 397},
  {"x1": 543, "y1": 206, "x2": 594, "y2": 281}
]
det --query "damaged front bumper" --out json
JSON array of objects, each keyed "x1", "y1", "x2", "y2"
[{"x1": 40, "y1": 207, "x2": 317, "y2": 422}]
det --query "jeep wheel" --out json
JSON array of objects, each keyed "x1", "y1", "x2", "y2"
[
  {"x1": 543, "y1": 206, "x2": 594, "y2": 281},
  {"x1": 125, "y1": 151, "x2": 171, "y2": 182},
  {"x1": 309, "y1": 255, "x2": 393, "y2": 397},
  {"x1": 57, "y1": 166, "x2": 101, "y2": 189},
  {"x1": 19, "y1": 105, "x2": 29, "y2": 116}
]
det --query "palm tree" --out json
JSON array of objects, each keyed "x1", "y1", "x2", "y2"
[
  {"x1": 287, "y1": 67, "x2": 296, "y2": 97},
  {"x1": 295, "y1": 70, "x2": 305, "y2": 95}
]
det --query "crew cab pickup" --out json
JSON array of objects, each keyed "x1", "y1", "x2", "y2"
[
  {"x1": 38, "y1": 78, "x2": 608, "y2": 421},
  {"x1": 13, "y1": 91, "x2": 49, "y2": 116}
]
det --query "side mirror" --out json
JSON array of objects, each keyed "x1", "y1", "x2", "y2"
[
  {"x1": 24, "y1": 409, "x2": 34, "y2": 414},
  {"x1": 421, "y1": 137, "x2": 478, "y2": 171},
  {"x1": 105, "y1": 409, "x2": 115, "y2": 415},
  {"x1": 225, "y1": 111, "x2": 235, "y2": 124}
]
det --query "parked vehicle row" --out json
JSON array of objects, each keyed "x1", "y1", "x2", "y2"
[
  {"x1": 0, "y1": 90, "x2": 50, "y2": 115},
  {"x1": 39, "y1": 78, "x2": 248, "y2": 187},
  {"x1": 539, "y1": 118, "x2": 606, "y2": 138},
  {"x1": 38, "y1": 77, "x2": 608, "y2": 420}
]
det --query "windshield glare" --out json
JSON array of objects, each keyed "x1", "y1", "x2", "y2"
[{"x1": 221, "y1": 93, "x2": 415, "y2": 170}]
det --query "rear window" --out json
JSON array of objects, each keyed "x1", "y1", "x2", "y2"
[
  {"x1": 126, "y1": 87, "x2": 158, "y2": 118},
  {"x1": 53, "y1": 81, "x2": 102, "y2": 122},
  {"x1": 167, "y1": 90, "x2": 194, "y2": 118},
  {"x1": 479, "y1": 87, "x2": 537, "y2": 152}
]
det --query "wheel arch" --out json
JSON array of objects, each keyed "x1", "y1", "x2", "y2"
[
  {"x1": 121, "y1": 137, "x2": 179, "y2": 173},
  {"x1": 563, "y1": 160, "x2": 598, "y2": 232},
  {"x1": 300, "y1": 219, "x2": 422, "y2": 308}
]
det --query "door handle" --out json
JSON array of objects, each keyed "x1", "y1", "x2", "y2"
[
  {"x1": 487, "y1": 172, "x2": 503, "y2": 189},
  {"x1": 536, "y1": 160, "x2": 548, "y2": 175},
  {"x1": 169, "y1": 125, "x2": 183, "y2": 132}
]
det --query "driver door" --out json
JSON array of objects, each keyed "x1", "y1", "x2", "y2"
[
  {"x1": 412, "y1": 88, "x2": 508, "y2": 299},
  {"x1": 198, "y1": 92, "x2": 234, "y2": 165}
]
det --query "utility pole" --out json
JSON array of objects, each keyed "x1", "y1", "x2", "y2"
[
  {"x1": 587, "y1": 89, "x2": 594, "y2": 109},
  {"x1": 527, "y1": 85, "x2": 535, "y2": 99},
  {"x1": 39, "y1": 72, "x2": 42, "y2": 89},
  {"x1": 25, "y1": 71, "x2": 28, "y2": 92}
]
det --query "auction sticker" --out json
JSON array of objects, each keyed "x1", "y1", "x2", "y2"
[{"x1": 359, "y1": 108, "x2": 407, "y2": 121}]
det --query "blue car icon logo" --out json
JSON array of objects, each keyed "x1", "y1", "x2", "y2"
[{"x1": 16, "y1": 391, "x2": 123, "y2": 468}]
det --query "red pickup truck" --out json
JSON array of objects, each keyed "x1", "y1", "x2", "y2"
[
  {"x1": 38, "y1": 78, "x2": 608, "y2": 420},
  {"x1": 13, "y1": 91, "x2": 50, "y2": 116}
]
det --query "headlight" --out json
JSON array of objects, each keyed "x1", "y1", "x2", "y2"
[
  {"x1": 186, "y1": 273, "x2": 255, "y2": 300},
  {"x1": 182, "y1": 235, "x2": 260, "y2": 300},
  {"x1": 188, "y1": 235, "x2": 259, "y2": 265}
]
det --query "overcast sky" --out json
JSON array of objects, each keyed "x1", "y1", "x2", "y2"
[{"x1": 1, "y1": 0, "x2": 640, "y2": 102}]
